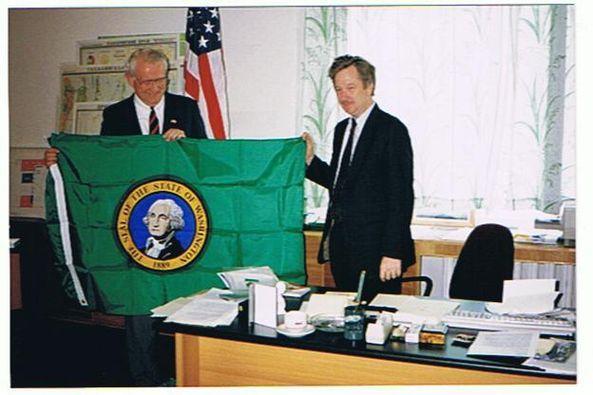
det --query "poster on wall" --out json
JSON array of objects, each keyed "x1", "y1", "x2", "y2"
[
  {"x1": 57, "y1": 61, "x2": 183, "y2": 133},
  {"x1": 72, "y1": 102, "x2": 111, "y2": 135},
  {"x1": 78, "y1": 33, "x2": 186, "y2": 66},
  {"x1": 9, "y1": 147, "x2": 48, "y2": 218}
]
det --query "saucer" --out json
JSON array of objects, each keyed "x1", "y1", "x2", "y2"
[{"x1": 276, "y1": 324, "x2": 315, "y2": 338}]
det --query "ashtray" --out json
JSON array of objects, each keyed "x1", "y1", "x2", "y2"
[{"x1": 310, "y1": 314, "x2": 345, "y2": 333}]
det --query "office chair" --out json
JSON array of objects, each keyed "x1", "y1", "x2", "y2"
[
  {"x1": 395, "y1": 276, "x2": 433, "y2": 297},
  {"x1": 449, "y1": 223, "x2": 514, "y2": 302}
]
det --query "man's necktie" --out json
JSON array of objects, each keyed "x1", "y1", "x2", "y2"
[
  {"x1": 333, "y1": 118, "x2": 357, "y2": 197},
  {"x1": 321, "y1": 118, "x2": 357, "y2": 262},
  {"x1": 149, "y1": 107, "x2": 160, "y2": 135}
]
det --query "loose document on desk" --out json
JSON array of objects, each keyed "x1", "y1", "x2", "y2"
[
  {"x1": 218, "y1": 266, "x2": 279, "y2": 295},
  {"x1": 160, "y1": 288, "x2": 240, "y2": 326},
  {"x1": 486, "y1": 279, "x2": 559, "y2": 315},
  {"x1": 370, "y1": 294, "x2": 459, "y2": 325},
  {"x1": 304, "y1": 292, "x2": 355, "y2": 317},
  {"x1": 151, "y1": 296, "x2": 194, "y2": 317},
  {"x1": 468, "y1": 331, "x2": 539, "y2": 358}
]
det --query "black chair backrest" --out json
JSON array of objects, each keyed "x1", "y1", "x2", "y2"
[
  {"x1": 395, "y1": 276, "x2": 433, "y2": 297},
  {"x1": 449, "y1": 223, "x2": 514, "y2": 302}
]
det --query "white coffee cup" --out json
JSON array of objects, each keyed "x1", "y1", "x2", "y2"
[{"x1": 284, "y1": 311, "x2": 308, "y2": 330}]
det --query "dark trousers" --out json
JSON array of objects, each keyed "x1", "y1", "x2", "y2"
[
  {"x1": 125, "y1": 315, "x2": 160, "y2": 386},
  {"x1": 329, "y1": 222, "x2": 402, "y2": 302}
]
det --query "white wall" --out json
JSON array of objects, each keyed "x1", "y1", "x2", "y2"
[{"x1": 9, "y1": 7, "x2": 303, "y2": 147}]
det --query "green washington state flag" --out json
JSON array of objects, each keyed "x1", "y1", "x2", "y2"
[{"x1": 46, "y1": 133, "x2": 306, "y2": 315}]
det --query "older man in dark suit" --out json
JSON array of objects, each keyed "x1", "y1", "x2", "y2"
[
  {"x1": 45, "y1": 48, "x2": 206, "y2": 162},
  {"x1": 45, "y1": 48, "x2": 207, "y2": 386},
  {"x1": 100, "y1": 48, "x2": 206, "y2": 138},
  {"x1": 303, "y1": 55, "x2": 415, "y2": 302}
]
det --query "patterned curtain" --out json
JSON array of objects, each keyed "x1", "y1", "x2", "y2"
[
  {"x1": 300, "y1": 7, "x2": 347, "y2": 214},
  {"x1": 300, "y1": 5, "x2": 575, "y2": 216}
]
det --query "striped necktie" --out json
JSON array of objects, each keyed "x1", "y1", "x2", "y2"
[
  {"x1": 333, "y1": 118, "x2": 356, "y2": 197},
  {"x1": 149, "y1": 107, "x2": 160, "y2": 135}
]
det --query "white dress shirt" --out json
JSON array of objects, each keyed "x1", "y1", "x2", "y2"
[
  {"x1": 333, "y1": 102, "x2": 376, "y2": 187},
  {"x1": 134, "y1": 95, "x2": 165, "y2": 135}
]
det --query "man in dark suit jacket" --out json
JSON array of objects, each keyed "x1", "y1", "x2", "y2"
[
  {"x1": 45, "y1": 48, "x2": 207, "y2": 386},
  {"x1": 100, "y1": 49, "x2": 206, "y2": 139},
  {"x1": 45, "y1": 49, "x2": 206, "y2": 156},
  {"x1": 100, "y1": 92, "x2": 206, "y2": 138},
  {"x1": 303, "y1": 55, "x2": 415, "y2": 302}
]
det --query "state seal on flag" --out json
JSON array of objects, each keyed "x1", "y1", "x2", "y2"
[{"x1": 115, "y1": 178, "x2": 209, "y2": 271}]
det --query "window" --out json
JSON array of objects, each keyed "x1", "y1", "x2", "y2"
[{"x1": 301, "y1": 5, "x2": 575, "y2": 217}]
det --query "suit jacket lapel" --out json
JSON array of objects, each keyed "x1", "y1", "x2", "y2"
[
  {"x1": 163, "y1": 93, "x2": 180, "y2": 132},
  {"x1": 163, "y1": 93, "x2": 172, "y2": 131},
  {"x1": 331, "y1": 121, "x2": 348, "y2": 177},
  {"x1": 125, "y1": 95, "x2": 143, "y2": 135}
]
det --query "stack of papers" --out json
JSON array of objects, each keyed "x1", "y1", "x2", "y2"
[
  {"x1": 486, "y1": 279, "x2": 560, "y2": 315},
  {"x1": 218, "y1": 266, "x2": 279, "y2": 296},
  {"x1": 151, "y1": 296, "x2": 194, "y2": 318},
  {"x1": 155, "y1": 288, "x2": 241, "y2": 327},
  {"x1": 370, "y1": 294, "x2": 459, "y2": 325},
  {"x1": 283, "y1": 284, "x2": 311, "y2": 298}
]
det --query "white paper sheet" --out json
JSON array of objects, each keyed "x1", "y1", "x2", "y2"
[
  {"x1": 218, "y1": 266, "x2": 279, "y2": 294},
  {"x1": 503, "y1": 279, "x2": 556, "y2": 299},
  {"x1": 486, "y1": 279, "x2": 559, "y2": 314},
  {"x1": 486, "y1": 293, "x2": 560, "y2": 315},
  {"x1": 468, "y1": 331, "x2": 539, "y2": 357},
  {"x1": 305, "y1": 293, "x2": 352, "y2": 317},
  {"x1": 151, "y1": 296, "x2": 193, "y2": 318},
  {"x1": 283, "y1": 284, "x2": 311, "y2": 298},
  {"x1": 370, "y1": 294, "x2": 459, "y2": 325},
  {"x1": 251, "y1": 283, "x2": 278, "y2": 328},
  {"x1": 164, "y1": 288, "x2": 239, "y2": 326}
]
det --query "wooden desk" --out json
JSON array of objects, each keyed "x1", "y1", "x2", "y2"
[
  {"x1": 175, "y1": 334, "x2": 570, "y2": 386},
  {"x1": 304, "y1": 230, "x2": 576, "y2": 295},
  {"x1": 169, "y1": 304, "x2": 574, "y2": 387}
]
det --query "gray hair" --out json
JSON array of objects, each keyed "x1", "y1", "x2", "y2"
[
  {"x1": 126, "y1": 48, "x2": 170, "y2": 77},
  {"x1": 328, "y1": 55, "x2": 376, "y2": 95},
  {"x1": 142, "y1": 199, "x2": 185, "y2": 230}
]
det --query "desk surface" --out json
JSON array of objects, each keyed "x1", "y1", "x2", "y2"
[{"x1": 163, "y1": 298, "x2": 575, "y2": 386}]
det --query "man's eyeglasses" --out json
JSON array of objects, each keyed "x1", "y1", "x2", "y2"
[{"x1": 136, "y1": 76, "x2": 169, "y2": 88}]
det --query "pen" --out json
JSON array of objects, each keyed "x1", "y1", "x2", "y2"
[
  {"x1": 354, "y1": 270, "x2": 366, "y2": 304},
  {"x1": 365, "y1": 305, "x2": 398, "y2": 313}
]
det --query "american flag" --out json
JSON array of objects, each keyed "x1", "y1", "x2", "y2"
[{"x1": 185, "y1": 7, "x2": 229, "y2": 139}]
